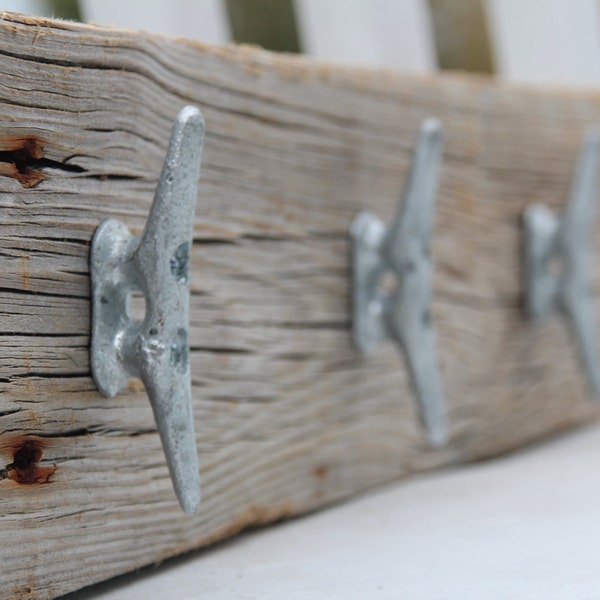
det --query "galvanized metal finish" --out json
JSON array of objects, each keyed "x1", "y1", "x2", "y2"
[
  {"x1": 90, "y1": 106, "x2": 205, "y2": 513},
  {"x1": 524, "y1": 127, "x2": 600, "y2": 396},
  {"x1": 351, "y1": 118, "x2": 447, "y2": 447}
]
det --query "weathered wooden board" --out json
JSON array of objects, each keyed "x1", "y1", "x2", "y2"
[{"x1": 1, "y1": 11, "x2": 600, "y2": 599}]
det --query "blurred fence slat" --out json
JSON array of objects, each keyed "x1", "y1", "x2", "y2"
[
  {"x1": 225, "y1": 0, "x2": 300, "y2": 53},
  {"x1": 80, "y1": 0, "x2": 230, "y2": 44},
  {"x1": 485, "y1": 0, "x2": 600, "y2": 85},
  {"x1": 294, "y1": 0, "x2": 436, "y2": 70},
  {"x1": 428, "y1": 0, "x2": 494, "y2": 74}
]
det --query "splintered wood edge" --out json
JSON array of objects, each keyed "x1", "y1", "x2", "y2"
[{"x1": 1, "y1": 11, "x2": 600, "y2": 600}]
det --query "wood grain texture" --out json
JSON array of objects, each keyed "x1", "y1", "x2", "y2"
[{"x1": 1, "y1": 11, "x2": 600, "y2": 599}]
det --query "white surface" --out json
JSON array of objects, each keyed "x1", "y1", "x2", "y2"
[
  {"x1": 485, "y1": 0, "x2": 600, "y2": 85},
  {"x1": 3, "y1": 0, "x2": 49, "y2": 17},
  {"x1": 71, "y1": 423, "x2": 600, "y2": 599},
  {"x1": 80, "y1": 0, "x2": 230, "y2": 44},
  {"x1": 294, "y1": 0, "x2": 436, "y2": 70}
]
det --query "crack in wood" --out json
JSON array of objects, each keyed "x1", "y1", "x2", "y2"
[
  {"x1": 0, "y1": 137, "x2": 85, "y2": 188},
  {"x1": 0, "y1": 409, "x2": 21, "y2": 417}
]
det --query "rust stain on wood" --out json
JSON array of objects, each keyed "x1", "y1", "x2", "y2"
[
  {"x1": 2, "y1": 439, "x2": 56, "y2": 484},
  {"x1": 0, "y1": 136, "x2": 46, "y2": 188},
  {"x1": 199, "y1": 502, "x2": 299, "y2": 549},
  {"x1": 313, "y1": 465, "x2": 329, "y2": 480},
  {"x1": 126, "y1": 379, "x2": 146, "y2": 393},
  {"x1": 5, "y1": 584, "x2": 33, "y2": 600},
  {"x1": 18, "y1": 255, "x2": 31, "y2": 290}
]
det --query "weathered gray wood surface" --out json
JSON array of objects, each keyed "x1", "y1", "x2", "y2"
[{"x1": 1, "y1": 11, "x2": 600, "y2": 599}]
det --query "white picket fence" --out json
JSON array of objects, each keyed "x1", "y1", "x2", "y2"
[{"x1": 6, "y1": 0, "x2": 600, "y2": 85}]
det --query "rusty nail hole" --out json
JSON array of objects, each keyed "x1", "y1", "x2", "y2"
[
  {"x1": 4, "y1": 440, "x2": 56, "y2": 484},
  {"x1": 0, "y1": 136, "x2": 84, "y2": 188},
  {"x1": 313, "y1": 465, "x2": 329, "y2": 481},
  {"x1": 0, "y1": 138, "x2": 45, "y2": 188}
]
